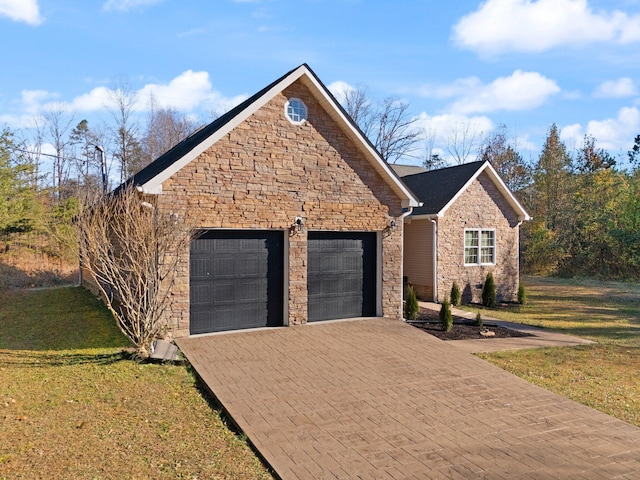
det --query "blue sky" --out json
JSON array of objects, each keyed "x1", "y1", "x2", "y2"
[{"x1": 2, "y1": 0, "x2": 640, "y2": 168}]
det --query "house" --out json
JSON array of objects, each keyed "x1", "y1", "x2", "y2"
[
  {"x1": 399, "y1": 161, "x2": 530, "y2": 304},
  {"x1": 390, "y1": 164, "x2": 426, "y2": 177},
  {"x1": 118, "y1": 64, "x2": 420, "y2": 337}
]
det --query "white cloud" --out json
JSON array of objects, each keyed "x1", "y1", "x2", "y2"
[
  {"x1": 415, "y1": 112, "x2": 494, "y2": 138},
  {"x1": 137, "y1": 70, "x2": 245, "y2": 113},
  {"x1": 327, "y1": 81, "x2": 356, "y2": 103},
  {"x1": 102, "y1": 0, "x2": 163, "y2": 12},
  {"x1": 594, "y1": 77, "x2": 638, "y2": 98},
  {"x1": 560, "y1": 106, "x2": 640, "y2": 153},
  {"x1": 0, "y1": 0, "x2": 42, "y2": 25},
  {"x1": 4, "y1": 71, "x2": 247, "y2": 124},
  {"x1": 453, "y1": 0, "x2": 640, "y2": 55},
  {"x1": 21, "y1": 89, "x2": 58, "y2": 113},
  {"x1": 69, "y1": 86, "x2": 115, "y2": 111},
  {"x1": 420, "y1": 70, "x2": 560, "y2": 115},
  {"x1": 414, "y1": 112, "x2": 494, "y2": 163}
]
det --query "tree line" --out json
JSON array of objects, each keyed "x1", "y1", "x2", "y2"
[
  {"x1": 0, "y1": 83, "x2": 202, "y2": 269},
  {"x1": 520, "y1": 125, "x2": 640, "y2": 279},
  {"x1": 474, "y1": 122, "x2": 640, "y2": 280},
  {"x1": 1, "y1": 84, "x2": 640, "y2": 281}
]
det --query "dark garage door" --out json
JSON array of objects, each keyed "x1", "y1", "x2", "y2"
[
  {"x1": 307, "y1": 231, "x2": 376, "y2": 322},
  {"x1": 190, "y1": 230, "x2": 284, "y2": 334}
]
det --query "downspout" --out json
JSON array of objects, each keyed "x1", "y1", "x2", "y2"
[
  {"x1": 430, "y1": 219, "x2": 438, "y2": 303},
  {"x1": 516, "y1": 220, "x2": 523, "y2": 298},
  {"x1": 400, "y1": 206, "x2": 415, "y2": 319}
]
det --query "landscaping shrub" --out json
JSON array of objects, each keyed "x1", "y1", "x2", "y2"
[
  {"x1": 518, "y1": 282, "x2": 527, "y2": 305},
  {"x1": 439, "y1": 300, "x2": 453, "y2": 332},
  {"x1": 450, "y1": 281, "x2": 461, "y2": 306},
  {"x1": 482, "y1": 272, "x2": 496, "y2": 308},
  {"x1": 404, "y1": 285, "x2": 419, "y2": 320},
  {"x1": 475, "y1": 311, "x2": 483, "y2": 327}
]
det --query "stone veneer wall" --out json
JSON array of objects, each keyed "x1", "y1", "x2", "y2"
[
  {"x1": 436, "y1": 171, "x2": 521, "y2": 304},
  {"x1": 155, "y1": 80, "x2": 404, "y2": 337}
]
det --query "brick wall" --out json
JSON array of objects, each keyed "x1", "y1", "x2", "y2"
[
  {"x1": 155, "y1": 80, "x2": 404, "y2": 336},
  {"x1": 436, "y1": 171, "x2": 521, "y2": 304}
]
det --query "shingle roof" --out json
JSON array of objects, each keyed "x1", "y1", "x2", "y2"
[
  {"x1": 115, "y1": 64, "x2": 420, "y2": 208},
  {"x1": 117, "y1": 65, "x2": 302, "y2": 193},
  {"x1": 401, "y1": 161, "x2": 486, "y2": 216}
]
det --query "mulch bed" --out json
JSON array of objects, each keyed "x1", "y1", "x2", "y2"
[{"x1": 408, "y1": 307, "x2": 534, "y2": 341}]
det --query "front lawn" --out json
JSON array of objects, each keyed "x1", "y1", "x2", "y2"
[
  {"x1": 0, "y1": 287, "x2": 272, "y2": 479},
  {"x1": 467, "y1": 276, "x2": 640, "y2": 427}
]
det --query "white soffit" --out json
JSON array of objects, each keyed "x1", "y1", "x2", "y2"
[
  {"x1": 140, "y1": 65, "x2": 420, "y2": 208},
  {"x1": 438, "y1": 161, "x2": 530, "y2": 221}
]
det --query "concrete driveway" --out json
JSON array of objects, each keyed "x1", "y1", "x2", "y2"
[{"x1": 176, "y1": 318, "x2": 640, "y2": 479}]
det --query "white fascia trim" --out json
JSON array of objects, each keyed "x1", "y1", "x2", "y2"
[
  {"x1": 138, "y1": 64, "x2": 420, "y2": 209},
  {"x1": 437, "y1": 161, "x2": 531, "y2": 221},
  {"x1": 482, "y1": 162, "x2": 531, "y2": 221},
  {"x1": 139, "y1": 66, "x2": 310, "y2": 194},
  {"x1": 404, "y1": 213, "x2": 439, "y2": 221},
  {"x1": 299, "y1": 73, "x2": 420, "y2": 209}
]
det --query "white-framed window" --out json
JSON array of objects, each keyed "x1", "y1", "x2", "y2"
[
  {"x1": 285, "y1": 98, "x2": 307, "y2": 124},
  {"x1": 464, "y1": 229, "x2": 496, "y2": 265}
]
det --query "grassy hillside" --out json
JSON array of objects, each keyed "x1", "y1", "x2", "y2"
[{"x1": 0, "y1": 287, "x2": 272, "y2": 479}]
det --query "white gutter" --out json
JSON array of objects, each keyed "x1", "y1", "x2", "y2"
[
  {"x1": 430, "y1": 219, "x2": 438, "y2": 303},
  {"x1": 399, "y1": 207, "x2": 415, "y2": 320}
]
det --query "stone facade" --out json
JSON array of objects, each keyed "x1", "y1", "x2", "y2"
[
  {"x1": 435, "y1": 171, "x2": 521, "y2": 303},
  {"x1": 154, "y1": 80, "x2": 405, "y2": 337}
]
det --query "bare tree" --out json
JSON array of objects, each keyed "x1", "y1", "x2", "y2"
[
  {"x1": 77, "y1": 185, "x2": 194, "y2": 358},
  {"x1": 22, "y1": 117, "x2": 46, "y2": 190},
  {"x1": 421, "y1": 127, "x2": 446, "y2": 171},
  {"x1": 136, "y1": 94, "x2": 200, "y2": 173},
  {"x1": 341, "y1": 87, "x2": 421, "y2": 164},
  {"x1": 41, "y1": 104, "x2": 76, "y2": 199},
  {"x1": 375, "y1": 97, "x2": 422, "y2": 163},
  {"x1": 446, "y1": 122, "x2": 481, "y2": 165},
  {"x1": 108, "y1": 77, "x2": 142, "y2": 183},
  {"x1": 342, "y1": 86, "x2": 376, "y2": 139}
]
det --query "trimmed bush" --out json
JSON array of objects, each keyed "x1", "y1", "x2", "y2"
[
  {"x1": 439, "y1": 300, "x2": 453, "y2": 332},
  {"x1": 404, "y1": 285, "x2": 419, "y2": 321},
  {"x1": 482, "y1": 272, "x2": 496, "y2": 308},
  {"x1": 450, "y1": 281, "x2": 461, "y2": 306},
  {"x1": 474, "y1": 311, "x2": 483, "y2": 327},
  {"x1": 517, "y1": 282, "x2": 527, "y2": 305}
]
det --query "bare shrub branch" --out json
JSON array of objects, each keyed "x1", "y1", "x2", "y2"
[{"x1": 76, "y1": 185, "x2": 193, "y2": 358}]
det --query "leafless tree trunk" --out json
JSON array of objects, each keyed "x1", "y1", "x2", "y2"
[
  {"x1": 137, "y1": 93, "x2": 200, "y2": 173},
  {"x1": 76, "y1": 185, "x2": 194, "y2": 358},
  {"x1": 446, "y1": 122, "x2": 481, "y2": 165},
  {"x1": 22, "y1": 118, "x2": 45, "y2": 190},
  {"x1": 42, "y1": 104, "x2": 75, "y2": 199},
  {"x1": 421, "y1": 127, "x2": 447, "y2": 171},
  {"x1": 341, "y1": 87, "x2": 421, "y2": 164},
  {"x1": 342, "y1": 86, "x2": 376, "y2": 140},
  {"x1": 374, "y1": 97, "x2": 422, "y2": 164},
  {"x1": 108, "y1": 77, "x2": 141, "y2": 183}
]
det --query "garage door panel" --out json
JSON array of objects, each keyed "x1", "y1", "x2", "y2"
[
  {"x1": 190, "y1": 230, "x2": 283, "y2": 334},
  {"x1": 308, "y1": 232, "x2": 376, "y2": 322},
  {"x1": 190, "y1": 257, "x2": 211, "y2": 279},
  {"x1": 191, "y1": 284, "x2": 212, "y2": 307},
  {"x1": 237, "y1": 256, "x2": 268, "y2": 277}
]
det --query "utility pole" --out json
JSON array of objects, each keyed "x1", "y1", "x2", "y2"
[{"x1": 95, "y1": 145, "x2": 107, "y2": 193}]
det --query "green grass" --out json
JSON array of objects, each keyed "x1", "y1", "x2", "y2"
[
  {"x1": 0, "y1": 287, "x2": 272, "y2": 479},
  {"x1": 465, "y1": 276, "x2": 640, "y2": 427}
]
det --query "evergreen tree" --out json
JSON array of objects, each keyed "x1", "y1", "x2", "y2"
[
  {"x1": 479, "y1": 124, "x2": 531, "y2": 192},
  {"x1": 0, "y1": 128, "x2": 37, "y2": 234},
  {"x1": 482, "y1": 273, "x2": 496, "y2": 308}
]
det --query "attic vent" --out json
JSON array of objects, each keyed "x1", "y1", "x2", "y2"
[{"x1": 285, "y1": 98, "x2": 307, "y2": 124}]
